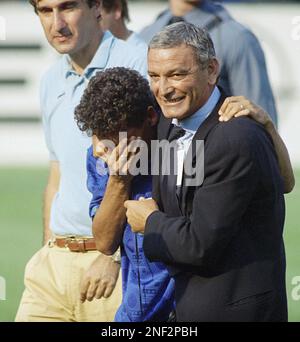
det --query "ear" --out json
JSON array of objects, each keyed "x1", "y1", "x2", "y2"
[
  {"x1": 114, "y1": 1, "x2": 123, "y2": 20},
  {"x1": 146, "y1": 106, "x2": 159, "y2": 127},
  {"x1": 207, "y1": 58, "x2": 220, "y2": 86},
  {"x1": 94, "y1": 0, "x2": 102, "y2": 20}
]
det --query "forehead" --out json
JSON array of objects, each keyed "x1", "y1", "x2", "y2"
[
  {"x1": 37, "y1": 0, "x2": 83, "y2": 7},
  {"x1": 148, "y1": 45, "x2": 198, "y2": 70}
]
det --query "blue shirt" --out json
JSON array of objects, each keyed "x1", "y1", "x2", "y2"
[
  {"x1": 87, "y1": 146, "x2": 175, "y2": 322},
  {"x1": 127, "y1": 32, "x2": 148, "y2": 50},
  {"x1": 40, "y1": 31, "x2": 147, "y2": 236},
  {"x1": 172, "y1": 86, "x2": 221, "y2": 133}
]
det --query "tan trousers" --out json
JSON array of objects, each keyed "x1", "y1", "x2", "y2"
[{"x1": 15, "y1": 244, "x2": 122, "y2": 322}]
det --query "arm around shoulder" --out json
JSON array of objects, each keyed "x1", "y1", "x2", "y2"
[{"x1": 264, "y1": 120, "x2": 295, "y2": 193}]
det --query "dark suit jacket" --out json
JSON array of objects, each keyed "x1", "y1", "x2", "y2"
[{"x1": 143, "y1": 93, "x2": 287, "y2": 322}]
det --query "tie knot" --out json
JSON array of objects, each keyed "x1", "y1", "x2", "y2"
[{"x1": 168, "y1": 125, "x2": 186, "y2": 142}]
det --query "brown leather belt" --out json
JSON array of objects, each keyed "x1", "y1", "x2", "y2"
[{"x1": 54, "y1": 236, "x2": 97, "y2": 253}]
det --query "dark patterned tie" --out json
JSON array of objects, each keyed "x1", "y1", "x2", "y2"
[
  {"x1": 163, "y1": 125, "x2": 186, "y2": 211},
  {"x1": 167, "y1": 124, "x2": 186, "y2": 142},
  {"x1": 167, "y1": 16, "x2": 185, "y2": 26}
]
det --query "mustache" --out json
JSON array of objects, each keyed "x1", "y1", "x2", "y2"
[
  {"x1": 54, "y1": 27, "x2": 72, "y2": 37},
  {"x1": 162, "y1": 91, "x2": 177, "y2": 101},
  {"x1": 163, "y1": 93, "x2": 184, "y2": 102}
]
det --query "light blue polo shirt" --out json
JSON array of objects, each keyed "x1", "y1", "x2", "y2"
[
  {"x1": 127, "y1": 32, "x2": 148, "y2": 50},
  {"x1": 40, "y1": 31, "x2": 148, "y2": 236}
]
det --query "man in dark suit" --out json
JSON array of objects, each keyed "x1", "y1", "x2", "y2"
[{"x1": 125, "y1": 22, "x2": 288, "y2": 322}]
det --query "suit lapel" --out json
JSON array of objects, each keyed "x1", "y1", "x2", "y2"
[
  {"x1": 180, "y1": 92, "x2": 227, "y2": 214},
  {"x1": 188, "y1": 92, "x2": 227, "y2": 160},
  {"x1": 157, "y1": 112, "x2": 172, "y2": 140},
  {"x1": 157, "y1": 114, "x2": 183, "y2": 215},
  {"x1": 153, "y1": 113, "x2": 172, "y2": 210}
]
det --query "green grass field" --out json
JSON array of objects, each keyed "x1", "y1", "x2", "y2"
[{"x1": 0, "y1": 167, "x2": 299, "y2": 321}]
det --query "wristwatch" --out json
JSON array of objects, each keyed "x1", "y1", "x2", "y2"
[{"x1": 111, "y1": 248, "x2": 121, "y2": 264}]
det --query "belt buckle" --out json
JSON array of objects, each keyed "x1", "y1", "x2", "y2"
[
  {"x1": 65, "y1": 236, "x2": 87, "y2": 252},
  {"x1": 64, "y1": 235, "x2": 76, "y2": 249}
]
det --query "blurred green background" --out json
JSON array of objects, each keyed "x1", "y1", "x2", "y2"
[{"x1": 0, "y1": 167, "x2": 299, "y2": 321}]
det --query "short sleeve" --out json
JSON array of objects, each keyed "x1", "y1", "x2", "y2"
[{"x1": 40, "y1": 75, "x2": 58, "y2": 161}]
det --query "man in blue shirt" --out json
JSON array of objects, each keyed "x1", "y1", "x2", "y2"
[
  {"x1": 140, "y1": 0, "x2": 278, "y2": 125},
  {"x1": 75, "y1": 67, "x2": 175, "y2": 321},
  {"x1": 16, "y1": 0, "x2": 147, "y2": 322}
]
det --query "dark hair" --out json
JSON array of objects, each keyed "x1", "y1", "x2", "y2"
[
  {"x1": 102, "y1": 0, "x2": 130, "y2": 22},
  {"x1": 29, "y1": 0, "x2": 99, "y2": 14},
  {"x1": 75, "y1": 67, "x2": 154, "y2": 139}
]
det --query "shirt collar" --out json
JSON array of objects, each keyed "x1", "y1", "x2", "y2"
[
  {"x1": 172, "y1": 86, "x2": 221, "y2": 133},
  {"x1": 62, "y1": 31, "x2": 115, "y2": 80}
]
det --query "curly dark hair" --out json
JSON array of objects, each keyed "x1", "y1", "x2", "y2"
[
  {"x1": 75, "y1": 67, "x2": 154, "y2": 139},
  {"x1": 29, "y1": 0, "x2": 99, "y2": 14}
]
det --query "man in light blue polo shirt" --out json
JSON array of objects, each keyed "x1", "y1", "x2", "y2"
[{"x1": 15, "y1": 0, "x2": 147, "y2": 322}]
